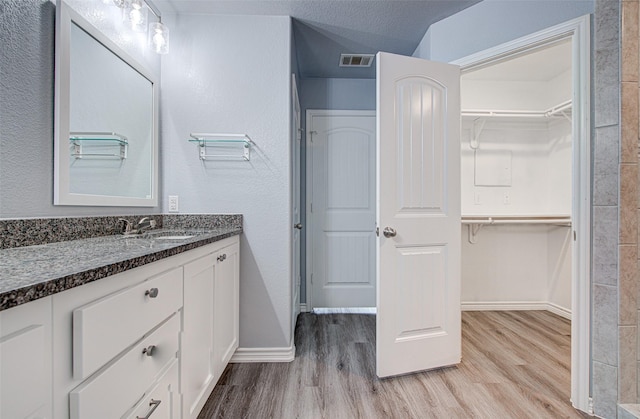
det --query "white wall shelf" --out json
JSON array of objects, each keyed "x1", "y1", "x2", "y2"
[{"x1": 188, "y1": 133, "x2": 254, "y2": 161}]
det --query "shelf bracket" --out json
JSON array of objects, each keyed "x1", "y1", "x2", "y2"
[
  {"x1": 470, "y1": 118, "x2": 485, "y2": 149},
  {"x1": 467, "y1": 223, "x2": 486, "y2": 244}
]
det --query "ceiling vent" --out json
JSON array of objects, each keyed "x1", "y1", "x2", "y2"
[{"x1": 339, "y1": 54, "x2": 375, "y2": 68}]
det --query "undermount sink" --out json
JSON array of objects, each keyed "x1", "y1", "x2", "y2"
[
  {"x1": 117, "y1": 230, "x2": 202, "y2": 241},
  {"x1": 153, "y1": 235, "x2": 195, "y2": 240}
]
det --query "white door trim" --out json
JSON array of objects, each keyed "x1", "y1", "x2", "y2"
[
  {"x1": 291, "y1": 73, "x2": 301, "y2": 340},
  {"x1": 305, "y1": 109, "x2": 377, "y2": 311},
  {"x1": 452, "y1": 15, "x2": 591, "y2": 414}
]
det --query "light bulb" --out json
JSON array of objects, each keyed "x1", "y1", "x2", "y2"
[
  {"x1": 128, "y1": 0, "x2": 146, "y2": 32},
  {"x1": 149, "y1": 22, "x2": 169, "y2": 54}
]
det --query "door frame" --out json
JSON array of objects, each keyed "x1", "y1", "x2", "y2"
[
  {"x1": 451, "y1": 15, "x2": 591, "y2": 413},
  {"x1": 291, "y1": 73, "x2": 301, "y2": 339},
  {"x1": 305, "y1": 109, "x2": 377, "y2": 311}
]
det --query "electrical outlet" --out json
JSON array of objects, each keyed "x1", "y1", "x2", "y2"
[
  {"x1": 168, "y1": 195, "x2": 179, "y2": 212},
  {"x1": 503, "y1": 192, "x2": 510, "y2": 205}
]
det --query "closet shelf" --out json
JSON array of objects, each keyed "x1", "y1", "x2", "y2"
[
  {"x1": 462, "y1": 215, "x2": 572, "y2": 225},
  {"x1": 463, "y1": 215, "x2": 572, "y2": 244},
  {"x1": 462, "y1": 100, "x2": 572, "y2": 120},
  {"x1": 69, "y1": 132, "x2": 128, "y2": 159},
  {"x1": 188, "y1": 133, "x2": 255, "y2": 161}
]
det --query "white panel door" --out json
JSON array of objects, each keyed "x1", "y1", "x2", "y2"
[
  {"x1": 310, "y1": 111, "x2": 376, "y2": 308},
  {"x1": 376, "y1": 52, "x2": 461, "y2": 377}
]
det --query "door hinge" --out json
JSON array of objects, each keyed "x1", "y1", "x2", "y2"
[
  {"x1": 573, "y1": 230, "x2": 577, "y2": 241},
  {"x1": 310, "y1": 203, "x2": 313, "y2": 213},
  {"x1": 309, "y1": 130, "x2": 317, "y2": 142},
  {"x1": 310, "y1": 273, "x2": 313, "y2": 284},
  {"x1": 376, "y1": 227, "x2": 379, "y2": 237}
]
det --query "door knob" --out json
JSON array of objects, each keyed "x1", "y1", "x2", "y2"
[
  {"x1": 383, "y1": 227, "x2": 397, "y2": 238},
  {"x1": 294, "y1": 223, "x2": 303, "y2": 230}
]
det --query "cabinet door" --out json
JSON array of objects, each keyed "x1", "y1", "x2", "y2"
[
  {"x1": 213, "y1": 240, "x2": 240, "y2": 379},
  {"x1": 0, "y1": 298, "x2": 52, "y2": 419},
  {"x1": 182, "y1": 253, "x2": 216, "y2": 419}
]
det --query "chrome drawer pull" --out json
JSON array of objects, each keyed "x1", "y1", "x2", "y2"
[
  {"x1": 145, "y1": 288, "x2": 159, "y2": 298},
  {"x1": 142, "y1": 345, "x2": 156, "y2": 357},
  {"x1": 136, "y1": 399, "x2": 161, "y2": 419}
]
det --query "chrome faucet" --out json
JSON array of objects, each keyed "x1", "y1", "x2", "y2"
[
  {"x1": 118, "y1": 217, "x2": 156, "y2": 235},
  {"x1": 136, "y1": 217, "x2": 156, "y2": 233}
]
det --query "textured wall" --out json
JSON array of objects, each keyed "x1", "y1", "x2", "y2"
[
  {"x1": 413, "y1": 0, "x2": 595, "y2": 62},
  {"x1": 0, "y1": 0, "x2": 161, "y2": 218},
  {"x1": 161, "y1": 13, "x2": 293, "y2": 349}
]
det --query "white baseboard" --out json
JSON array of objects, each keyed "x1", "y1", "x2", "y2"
[
  {"x1": 461, "y1": 301, "x2": 571, "y2": 320},
  {"x1": 545, "y1": 302, "x2": 572, "y2": 320},
  {"x1": 312, "y1": 307, "x2": 376, "y2": 314},
  {"x1": 230, "y1": 345, "x2": 296, "y2": 363}
]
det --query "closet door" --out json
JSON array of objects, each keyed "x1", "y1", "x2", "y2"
[{"x1": 376, "y1": 52, "x2": 461, "y2": 377}]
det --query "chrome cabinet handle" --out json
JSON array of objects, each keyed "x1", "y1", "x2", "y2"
[
  {"x1": 294, "y1": 223, "x2": 303, "y2": 230},
  {"x1": 383, "y1": 227, "x2": 397, "y2": 238},
  {"x1": 136, "y1": 399, "x2": 161, "y2": 419},
  {"x1": 217, "y1": 253, "x2": 227, "y2": 262},
  {"x1": 145, "y1": 288, "x2": 159, "y2": 298},
  {"x1": 142, "y1": 345, "x2": 156, "y2": 356}
]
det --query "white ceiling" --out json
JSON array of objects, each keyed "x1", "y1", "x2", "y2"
[
  {"x1": 464, "y1": 39, "x2": 573, "y2": 82},
  {"x1": 155, "y1": 0, "x2": 480, "y2": 78}
]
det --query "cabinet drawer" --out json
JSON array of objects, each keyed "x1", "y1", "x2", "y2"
[
  {"x1": 73, "y1": 267, "x2": 182, "y2": 379},
  {"x1": 124, "y1": 359, "x2": 180, "y2": 419},
  {"x1": 70, "y1": 313, "x2": 180, "y2": 419}
]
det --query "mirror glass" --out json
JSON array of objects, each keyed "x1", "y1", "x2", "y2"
[{"x1": 55, "y1": 3, "x2": 158, "y2": 206}]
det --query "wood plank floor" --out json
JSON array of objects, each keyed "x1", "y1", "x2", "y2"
[{"x1": 198, "y1": 311, "x2": 592, "y2": 418}]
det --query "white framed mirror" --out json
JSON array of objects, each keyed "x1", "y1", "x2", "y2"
[{"x1": 54, "y1": 1, "x2": 158, "y2": 207}]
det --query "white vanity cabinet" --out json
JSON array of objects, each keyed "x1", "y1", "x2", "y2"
[
  {"x1": 181, "y1": 237, "x2": 240, "y2": 419},
  {"x1": 52, "y1": 257, "x2": 184, "y2": 419},
  {"x1": 0, "y1": 297, "x2": 53, "y2": 419},
  {"x1": 1, "y1": 234, "x2": 242, "y2": 419}
]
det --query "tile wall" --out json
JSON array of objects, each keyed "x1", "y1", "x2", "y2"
[
  {"x1": 594, "y1": 0, "x2": 640, "y2": 415},
  {"x1": 592, "y1": 0, "x2": 640, "y2": 416},
  {"x1": 620, "y1": 0, "x2": 639, "y2": 407}
]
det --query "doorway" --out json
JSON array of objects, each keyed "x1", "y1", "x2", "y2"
[
  {"x1": 306, "y1": 110, "x2": 376, "y2": 309},
  {"x1": 452, "y1": 15, "x2": 590, "y2": 413}
]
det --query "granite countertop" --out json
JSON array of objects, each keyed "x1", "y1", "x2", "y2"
[{"x1": 0, "y1": 227, "x2": 242, "y2": 311}]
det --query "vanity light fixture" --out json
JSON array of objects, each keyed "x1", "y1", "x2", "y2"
[
  {"x1": 110, "y1": 0, "x2": 169, "y2": 54},
  {"x1": 129, "y1": 0, "x2": 147, "y2": 33},
  {"x1": 143, "y1": 0, "x2": 169, "y2": 55}
]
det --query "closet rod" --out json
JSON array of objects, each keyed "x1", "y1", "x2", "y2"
[
  {"x1": 462, "y1": 216, "x2": 571, "y2": 226},
  {"x1": 463, "y1": 216, "x2": 572, "y2": 244}
]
